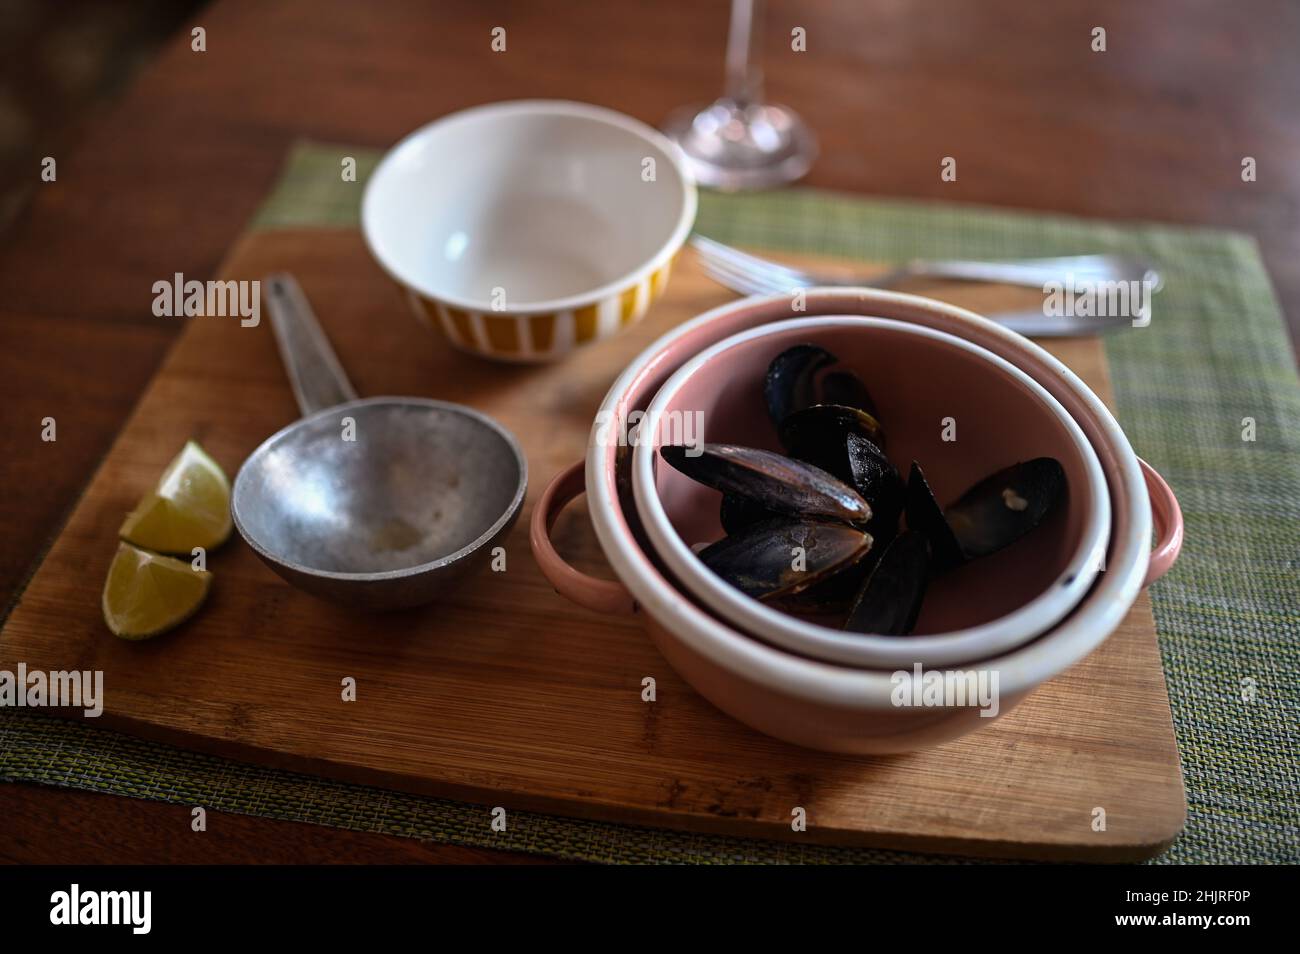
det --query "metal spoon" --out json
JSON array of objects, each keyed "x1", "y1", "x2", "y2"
[{"x1": 231, "y1": 274, "x2": 527, "y2": 610}]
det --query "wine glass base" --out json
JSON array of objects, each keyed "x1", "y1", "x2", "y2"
[{"x1": 662, "y1": 99, "x2": 817, "y2": 191}]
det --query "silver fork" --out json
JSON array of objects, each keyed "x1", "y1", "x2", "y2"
[
  {"x1": 693, "y1": 236, "x2": 1163, "y2": 335},
  {"x1": 692, "y1": 234, "x2": 1163, "y2": 293}
]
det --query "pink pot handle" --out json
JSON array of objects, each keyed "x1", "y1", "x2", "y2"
[
  {"x1": 529, "y1": 460, "x2": 638, "y2": 615},
  {"x1": 1139, "y1": 457, "x2": 1183, "y2": 587}
]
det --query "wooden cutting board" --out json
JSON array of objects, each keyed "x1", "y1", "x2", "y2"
[{"x1": 0, "y1": 231, "x2": 1185, "y2": 861}]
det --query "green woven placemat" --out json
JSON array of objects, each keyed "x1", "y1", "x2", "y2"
[{"x1": 4, "y1": 141, "x2": 1298, "y2": 864}]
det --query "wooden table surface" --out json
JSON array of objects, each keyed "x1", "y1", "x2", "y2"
[{"x1": 1, "y1": 0, "x2": 1295, "y2": 865}]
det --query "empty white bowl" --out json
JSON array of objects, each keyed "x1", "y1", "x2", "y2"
[
  {"x1": 632, "y1": 316, "x2": 1111, "y2": 669},
  {"x1": 362, "y1": 100, "x2": 696, "y2": 362}
]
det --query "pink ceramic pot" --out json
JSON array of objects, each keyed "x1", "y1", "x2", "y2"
[
  {"x1": 530, "y1": 290, "x2": 1184, "y2": 753},
  {"x1": 632, "y1": 316, "x2": 1111, "y2": 669}
]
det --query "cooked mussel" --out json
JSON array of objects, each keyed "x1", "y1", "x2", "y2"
[
  {"x1": 660, "y1": 443, "x2": 872, "y2": 527},
  {"x1": 764, "y1": 344, "x2": 836, "y2": 429},
  {"x1": 944, "y1": 457, "x2": 1065, "y2": 559},
  {"x1": 744, "y1": 436, "x2": 905, "y2": 615},
  {"x1": 719, "y1": 492, "x2": 775, "y2": 535},
  {"x1": 699, "y1": 518, "x2": 873, "y2": 600},
  {"x1": 778, "y1": 404, "x2": 887, "y2": 470},
  {"x1": 764, "y1": 344, "x2": 879, "y2": 428},
  {"x1": 820, "y1": 370, "x2": 879, "y2": 418},
  {"x1": 905, "y1": 457, "x2": 1065, "y2": 571},
  {"x1": 846, "y1": 434, "x2": 904, "y2": 537},
  {"x1": 905, "y1": 462, "x2": 965, "y2": 571},
  {"x1": 769, "y1": 550, "x2": 872, "y2": 614},
  {"x1": 844, "y1": 530, "x2": 932, "y2": 635}
]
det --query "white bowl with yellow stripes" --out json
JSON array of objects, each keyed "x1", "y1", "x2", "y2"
[{"x1": 363, "y1": 100, "x2": 697, "y2": 363}]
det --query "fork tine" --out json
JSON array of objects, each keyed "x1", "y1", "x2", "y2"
[
  {"x1": 691, "y1": 235, "x2": 816, "y2": 287},
  {"x1": 692, "y1": 239, "x2": 785, "y2": 292},
  {"x1": 699, "y1": 260, "x2": 781, "y2": 296},
  {"x1": 695, "y1": 250, "x2": 810, "y2": 297},
  {"x1": 704, "y1": 243, "x2": 815, "y2": 287},
  {"x1": 698, "y1": 254, "x2": 793, "y2": 296},
  {"x1": 702, "y1": 259, "x2": 788, "y2": 296}
]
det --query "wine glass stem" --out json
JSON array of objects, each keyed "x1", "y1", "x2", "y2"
[{"x1": 724, "y1": 0, "x2": 764, "y2": 109}]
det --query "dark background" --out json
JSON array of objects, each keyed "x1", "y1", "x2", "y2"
[{"x1": 0, "y1": 1, "x2": 204, "y2": 229}]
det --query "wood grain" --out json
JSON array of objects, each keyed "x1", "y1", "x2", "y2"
[{"x1": 0, "y1": 232, "x2": 1184, "y2": 861}]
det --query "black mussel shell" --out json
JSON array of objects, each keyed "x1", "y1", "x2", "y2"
[
  {"x1": 944, "y1": 457, "x2": 1065, "y2": 559},
  {"x1": 762, "y1": 439, "x2": 902, "y2": 614},
  {"x1": 904, "y1": 461, "x2": 964, "y2": 571},
  {"x1": 847, "y1": 434, "x2": 904, "y2": 536},
  {"x1": 820, "y1": 370, "x2": 879, "y2": 418},
  {"x1": 844, "y1": 531, "x2": 932, "y2": 635},
  {"x1": 778, "y1": 404, "x2": 887, "y2": 469},
  {"x1": 719, "y1": 492, "x2": 777, "y2": 535},
  {"x1": 699, "y1": 518, "x2": 873, "y2": 600},
  {"x1": 763, "y1": 344, "x2": 836, "y2": 429},
  {"x1": 771, "y1": 553, "x2": 873, "y2": 614},
  {"x1": 661, "y1": 443, "x2": 872, "y2": 526}
]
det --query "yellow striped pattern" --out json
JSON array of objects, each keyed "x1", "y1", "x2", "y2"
[{"x1": 402, "y1": 259, "x2": 675, "y2": 363}]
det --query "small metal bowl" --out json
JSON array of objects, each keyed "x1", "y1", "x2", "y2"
[
  {"x1": 233, "y1": 396, "x2": 525, "y2": 611},
  {"x1": 231, "y1": 275, "x2": 526, "y2": 611}
]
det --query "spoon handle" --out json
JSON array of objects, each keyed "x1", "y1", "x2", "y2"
[{"x1": 264, "y1": 273, "x2": 359, "y2": 416}]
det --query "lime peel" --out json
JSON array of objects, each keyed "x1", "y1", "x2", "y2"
[
  {"x1": 118, "y1": 440, "x2": 232, "y2": 555},
  {"x1": 102, "y1": 542, "x2": 212, "y2": 640}
]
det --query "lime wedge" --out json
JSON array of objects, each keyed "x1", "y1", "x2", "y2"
[
  {"x1": 102, "y1": 542, "x2": 212, "y2": 640},
  {"x1": 119, "y1": 441, "x2": 232, "y2": 554}
]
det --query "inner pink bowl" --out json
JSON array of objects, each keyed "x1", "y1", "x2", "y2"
[{"x1": 647, "y1": 318, "x2": 1096, "y2": 635}]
